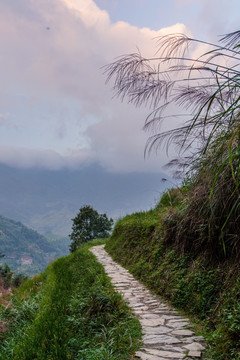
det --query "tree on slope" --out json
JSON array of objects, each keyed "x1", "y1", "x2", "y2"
[{"x1": 69, "y1": 205, "x2": 113, "y2": 252}]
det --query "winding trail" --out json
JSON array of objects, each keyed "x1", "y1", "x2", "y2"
[{"x1": 90, "y1": 245, "x2": 205, "y2": 360}]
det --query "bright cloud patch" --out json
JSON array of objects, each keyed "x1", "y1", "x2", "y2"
[{"x1": 0, "y1": 0, "x2": 189, "y2": 172}]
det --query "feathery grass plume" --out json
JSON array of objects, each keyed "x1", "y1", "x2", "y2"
[
  {"x1": 104, "y1": 30, "x2": 240, "y2": 258},
  {"x1": 104, "y1": 30, "x2": 240, "y2": 155}
]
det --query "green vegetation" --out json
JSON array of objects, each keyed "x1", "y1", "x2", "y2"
[
  {"x1": 69, "y1": 205, "x2": 113, "y2": 252},
  {"x1": 0, "y1": 240, "x2": 142, "y2": 360},
  {"x1": 106, "y1": 188, "x2": 240, "y2": 360},
  {"x1": 0, "y1": 215, "x2": 69, "y2": 276},
  {"x1": 104, "y1": 30, "x2": 240, "y2": 359},
  {"x1": 0, "y1": 263, "x2": 27, "y2": 289}
]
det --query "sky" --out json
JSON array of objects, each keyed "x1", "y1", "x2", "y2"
[{"x1": 0, "y1": 0, "x2": 239, "y2": 173}]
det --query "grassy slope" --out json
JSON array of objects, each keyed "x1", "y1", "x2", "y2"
[
  {"x1": 105, "y1": 192, "x2": 240, "y2": 360},
  {"x1": 0, "y1": 240, "x2": 141, "y2": 360}
]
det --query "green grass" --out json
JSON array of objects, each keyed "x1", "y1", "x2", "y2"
[
  {"x1": 0, "y1": 239, "x2": 142, "y2": 360},
  {"x1": 105, "y1": 192, "x2": 240, "y2": 360}
]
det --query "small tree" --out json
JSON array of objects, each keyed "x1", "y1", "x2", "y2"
[
  {"x1": 0, "y1": 263, "x2": 13, "y2": 289},
  {"x1": 69, "y1": 205, "x2": 113, "y2": 252}
]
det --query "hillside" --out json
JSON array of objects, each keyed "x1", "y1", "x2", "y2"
[
  {"x1": 0, "y1": 215, "x2": 70, "y2": 276},
  {"x1": 0, "y1": 240, "x2": 141, "y2": 359},
  {"x1": 105, "y1": 188, "x2": 240, "y2": 360}
]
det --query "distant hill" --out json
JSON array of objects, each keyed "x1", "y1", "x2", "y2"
[
  {"x1": 0, "y1": 215, "x2": 70, "y2": 276},
  {"x1": 0, "y1": 164, "x2": 168, "y2": 236}
]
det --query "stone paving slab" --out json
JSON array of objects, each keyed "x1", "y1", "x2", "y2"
[{"x1": 90, "y1": 245, "x2": 205, "y2": 360}]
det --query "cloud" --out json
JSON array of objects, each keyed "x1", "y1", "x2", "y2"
[
  {"x1": 174, "y1": 0, "x2": 240, "y2": 40},
  {"x1": 0, "y1": 0, "x2": 189, "y2": 173},
  {"x1": 0, "y1": 146, "x2": 94, "y2": 170},
  {"x1": 61, "y1": 0, "x2": 110, "y2": 28}
]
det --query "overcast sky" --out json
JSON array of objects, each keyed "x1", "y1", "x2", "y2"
[{"x1": 0, "y1": 0, "x2": 239, "y2": 173}]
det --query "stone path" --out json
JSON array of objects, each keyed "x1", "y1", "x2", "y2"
[{"x1": 90, "y1": 245, "x2": 205, "y2": 360}]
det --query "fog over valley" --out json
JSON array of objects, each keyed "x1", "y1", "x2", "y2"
[{"x1": 0, "y1": 163, "x2": 169, "y2": 236}]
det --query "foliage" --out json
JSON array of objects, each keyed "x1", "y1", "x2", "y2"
[
  {"x1": 162, "y1": 159, "x2": 240, "y2": 260},
  {"x1": 105, "y1": 191, "x2": 240, "y2": 360},
  {"x1": 69, "y1": 205, "x2": 113, "y2": 252},
  {"x1": 0, "y1": 264, "x2": 13, "y2": 289},
  {"x1": 0, "y1": 240, "x2": 141, "y2": 359},
  {"x1": 0, "y1": 262, "x2": 28, "y2": 290},
  {"x1": 11, "y1": 273, "x2": 29, "y2": 288}
]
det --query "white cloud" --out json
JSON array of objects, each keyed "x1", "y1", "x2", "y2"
[
  {"x1": 0, "y1": 0, "x2": 189, "y2": 173},
  {"x1": 61, "y1": 0, "x2": 110, "y2": 28}
]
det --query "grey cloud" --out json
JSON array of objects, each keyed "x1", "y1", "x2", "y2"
[
  {"x1": 0, "y1": 146, "x2": 94, "y2": 170},
  {"x1": 178, "y1": 0, "x2": 240, "y2": 40}
]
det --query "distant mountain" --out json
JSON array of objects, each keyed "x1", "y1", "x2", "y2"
[
  {"x1": 0, "y1": 215, "x2": 70, "y2": 276},
  {"x1": 0, "y1": 163, "x2": 168, "y2": 235}
]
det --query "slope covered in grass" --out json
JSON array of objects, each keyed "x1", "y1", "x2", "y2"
[
  {"x1": 105, "y1": 189, "x2": 240, "y2": 360},
  {"x1": 0, "y1": 240, "x2": 141, "y2": 360}
]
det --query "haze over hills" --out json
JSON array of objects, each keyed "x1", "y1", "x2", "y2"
[{"x1": 0, "y1": 163, "x2": 168, "y2": 236}]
